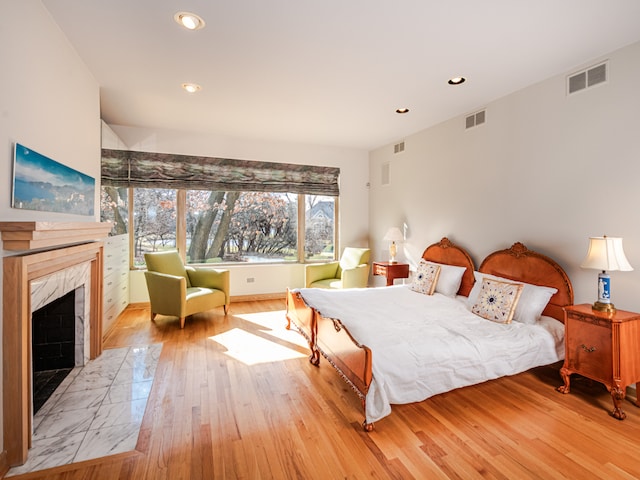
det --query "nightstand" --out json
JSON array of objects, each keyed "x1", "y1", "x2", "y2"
[
  {"x1": 373, "y1": 261, "x2": 410, "y2": 286},
  {"x1": 557, "y1": 304, "x2": 640, "y2": 420}
]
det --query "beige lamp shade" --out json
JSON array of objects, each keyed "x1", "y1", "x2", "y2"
[
  {"x1": 383, "y1": 227, "x2": 404, "y2": 243},
  {"x1": 580, "y1": 236, "x2": 633, "y2": 272}
]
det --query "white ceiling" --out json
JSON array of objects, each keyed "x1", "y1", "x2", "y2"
[{"x1": 42, "y1": 0, "x2": 640, "y2": 151}]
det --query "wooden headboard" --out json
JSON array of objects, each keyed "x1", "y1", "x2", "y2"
[
  {"x1": 478, "y1": 242, "x2": 574, "y2": 322},
  {"x1": 422, "y1": 237, "x2": 476, "y2": 297}
]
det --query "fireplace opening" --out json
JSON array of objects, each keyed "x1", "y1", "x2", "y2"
[{"x1": 31, "y1": 289, "x2": 76, "y2": 414}]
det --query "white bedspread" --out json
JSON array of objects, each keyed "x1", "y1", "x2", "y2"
[{"x1": 296, "y1": 286, "x2": 564, "y2": 424}]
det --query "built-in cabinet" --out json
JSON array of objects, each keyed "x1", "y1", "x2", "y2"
[{"x1": 103, "y1": 234, "x2": 129, "y2": 336}]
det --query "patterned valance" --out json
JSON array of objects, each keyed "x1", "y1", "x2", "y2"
[{"x1": 101, "y1": 149, "x2": 340, "y2": 196}]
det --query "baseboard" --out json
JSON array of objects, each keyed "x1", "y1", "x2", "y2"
[
  {"x1": 125, "y1": 293, "x2": 286, "y2": 311},
  {"x1": 125, "y1": 302, "x2": 151, "y2": 310},
  {"x1": 0, "y1": 450, "x2": 9, "y2": 479},
  {"x1": 230, "y1": 292, "x2": 286, "y2": 302}
]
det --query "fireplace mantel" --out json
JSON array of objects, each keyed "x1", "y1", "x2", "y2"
[
  {"x1": 3, "y1": 240, "x2": 105, "y2": 466},
  {"x1": 0, "y1": 221, "x2": 112, "y2": 251}
]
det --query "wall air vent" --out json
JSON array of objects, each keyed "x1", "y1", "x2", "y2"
[
  {"x1": 568, "y1": 61, "x2": 608, "y2": 95},
  {"x1": 465, "y1": 109, "x2": 486, "y2": 130},
  {"x1": 393, "y1": 141, "x2": 405, "y2": 154}
]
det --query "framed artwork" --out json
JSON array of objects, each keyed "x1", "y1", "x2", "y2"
[{"x1": 12, "y1": 143, "x2": 95, "y2": 216}]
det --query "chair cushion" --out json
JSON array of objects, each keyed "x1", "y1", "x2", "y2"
[
  {"x1": 309, "y1": 278, "x2": 343, "y2": 289},
  {"x1": 185, "y1": 287, "x2": 226, "y2": 316},
  {"x1": 145, "y1": 251, "x2": 191, "y2": 287}
]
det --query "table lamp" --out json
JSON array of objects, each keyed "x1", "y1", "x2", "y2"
[
  {"x1": 383, "y1": 227, "x2": 404, "y2": 263},
  {"x1": 580, "y1": 235, "x2": 633, "y2": 313}
]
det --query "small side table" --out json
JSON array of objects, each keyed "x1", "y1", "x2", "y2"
[
  {"x1": 557, "y1": 304, "x2": 640, "y2": 420},
  {"x1": 373, "y1": 261, "x2": 410, "y2": 286}
]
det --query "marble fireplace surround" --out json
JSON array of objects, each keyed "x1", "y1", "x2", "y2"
[
  {"x1": 31, "y1": 262, "x2": 92, "y2": 368},
  {"x1": 2, "y1": 222, "x2": 111, "y2": 467}
]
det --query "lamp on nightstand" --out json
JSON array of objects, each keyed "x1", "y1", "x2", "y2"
[
  {"x1": 581, "y1": 235, "x2": 633, "y2": 313},
  {"x1": 383, "y1": 227, "x2": 404, "y2": 263}
]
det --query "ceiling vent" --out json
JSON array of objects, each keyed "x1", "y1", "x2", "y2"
[
  {"x1": 568, "y1": 61, "x2": 608, "y2": 95},
  {"x1": 393, "y1": 141, "x2": 405, "y2": 154},
  {"x1": 465, "y1": 110, "x2": 486, "y2": 130}
]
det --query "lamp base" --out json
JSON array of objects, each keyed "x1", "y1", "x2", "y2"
[
  {"x1": 389, "y1": 242, "x2": 397, "y2": 264},
  {"x1": 592, "y1": 301, "x2": 616, "y2": 314}
]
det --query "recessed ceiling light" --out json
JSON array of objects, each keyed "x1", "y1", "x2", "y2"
[
  {"x1": 174, "y1": 12, "x2": 206, "y2": 31},
  {"x1": 181, "y1": 83, "x2": 202, "y2": 93},
  {"x1": 395, "y1": 108, "x2": 410, "y2": 114},
  {"x1": 448, "y1": 77, "x2": 466, "y2": 85}
]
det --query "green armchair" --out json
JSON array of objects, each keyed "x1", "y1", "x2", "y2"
[
  {"x1": 305, "y1": 247, "x2": 371, "y2": 289},
  {"x1": 144, "y1": 250, "x2": 230, "y2": 328}
]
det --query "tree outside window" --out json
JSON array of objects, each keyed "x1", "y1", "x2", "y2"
[
  {"x1": 132, "y1": 188, "x2": 176, "y2": 266},
  {"x1": 102, "y1": 187, "x2": 336, "y2": 267}
]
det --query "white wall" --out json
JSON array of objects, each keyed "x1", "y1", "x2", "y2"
[
  {"x1": 0, "y1": 0, "x2": 100, "y2": 459},
  {"x1": 108, "y1": 125, "x2": 370, "y2": 301},
  {"x1": 369, "y1": 40, "x2": 640, "y2": 312}
]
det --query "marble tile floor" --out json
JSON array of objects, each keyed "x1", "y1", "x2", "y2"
[{"x1": 7, "y1": 343, "x2": 162, "y2": 477}]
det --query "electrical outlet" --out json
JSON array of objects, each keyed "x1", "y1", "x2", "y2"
[{"x1": 246, "y1": 277, "x2": 255, "y2": 283}]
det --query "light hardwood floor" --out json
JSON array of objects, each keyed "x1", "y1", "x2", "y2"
[{"x1": 6, "y1": 299, "x2": 640, "y2": 479}]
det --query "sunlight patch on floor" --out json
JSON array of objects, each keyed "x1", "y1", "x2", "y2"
[
  {"x1": 233, "y1": 309, "x2": 308, "y2": 348},
  {"x1": 209, "y1": 327, "x2": 307, "y2": 365}
]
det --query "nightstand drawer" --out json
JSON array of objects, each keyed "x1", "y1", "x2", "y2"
[
  {"x1": 372, "y1": 262, "x2": 410, "y2": 286},
  {"x1": 566, "y1": 317, "x2": 612, "y2": 383},
  {"x1": 373, "y1": 263, "x2": 388, "y2": 276}
]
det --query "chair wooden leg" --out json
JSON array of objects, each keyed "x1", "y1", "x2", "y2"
[
  {"x1": 150, "y1": 312, "x2": 157, "y2": 322},
  {"x1": 179, "y1": 316, "x2": 186, "y2": 328},
  {"x1": 224, "y1": 305, "x2": 229, "y2": 315}
]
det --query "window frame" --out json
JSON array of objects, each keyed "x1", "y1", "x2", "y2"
[{"x1": 121, "y1": 187, "x2": 338, "y2": 269}]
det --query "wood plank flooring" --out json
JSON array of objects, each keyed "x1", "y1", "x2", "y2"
[{"x1": 6, "y1": 299, "x2": 640, "y2": 479}]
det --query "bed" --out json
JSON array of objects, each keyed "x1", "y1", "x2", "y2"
[{"x1": 286, "y1": 237, "x2": 574, "y2": 430}]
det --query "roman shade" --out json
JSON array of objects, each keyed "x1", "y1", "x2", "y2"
[{"x1": 101, "y1": 149, "x2": 340, "y2": 196}]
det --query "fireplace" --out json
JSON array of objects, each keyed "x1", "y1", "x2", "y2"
[
  {"x1": 30, "y1": 259, "x2": 93, "y2": 415},
  {"x1": 31, "y1": 289, "x2": 76, "y2": 414},
  {"x1": 2, "y1": 228, "x2": 109, "y2": 467}
]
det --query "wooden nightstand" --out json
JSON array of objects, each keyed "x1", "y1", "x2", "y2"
[
  {"x1": 373, "y1": 261, "x2": 410, "y2": 286},
  {"x1": 557, "y1": 304, "x2": 640, "y2": 420}
]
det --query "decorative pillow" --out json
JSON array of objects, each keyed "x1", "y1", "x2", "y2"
[
  {"x1": 468, "y1": 271, "x2": 558, "y2": 325},
  {"x1": 423, "y1": 261, "x2": 467, "y2": 297},
  {"x1": 471, "y1": 277, "x2": 523, "y2": 324},
  {"x1": 410, "y1": 260, "x2": 441, "y2": 295}
]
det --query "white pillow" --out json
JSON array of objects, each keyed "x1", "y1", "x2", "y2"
[
  {"x1": 467, "y1": 271, "x2": 558, "y2": 325},
  {"x1": 423, "y1": 261, "x2": 467, "y2": 297}
]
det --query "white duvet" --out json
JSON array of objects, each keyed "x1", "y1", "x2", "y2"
[{"x1": 296, "y1": 285, "x2": 565, "y2": 424}]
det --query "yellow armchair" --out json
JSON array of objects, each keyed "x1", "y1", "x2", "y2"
[
  {"x1": 305, "y1": 247, "x2": 371, "y2": 289},
  {"x1": 144, "y1": 250, "x2": 230, "y2": 328}
]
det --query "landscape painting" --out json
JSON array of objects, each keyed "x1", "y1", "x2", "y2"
[{"x1": 12, "y1": 143, "x2": 95, "y2": 215}]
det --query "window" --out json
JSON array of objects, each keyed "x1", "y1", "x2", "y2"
[
  {"x1": 100, "y1": 149, "x2": 339, "y2": 266},
  {"x1": 305, "y1": 195, "x2": 335, "y2": 261},
  {"x1": 185, "y1": 190, "x2": 299, "y2": 264},
  {"x1": 100, "y1": 186, "x2": 128, "y2": 236},
  {"x1": 132, "y1": 188, "x2": 176, "y2": 266},
  {"x1": 102, "y1": 187, "x2": 336, "y2": 267}
]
